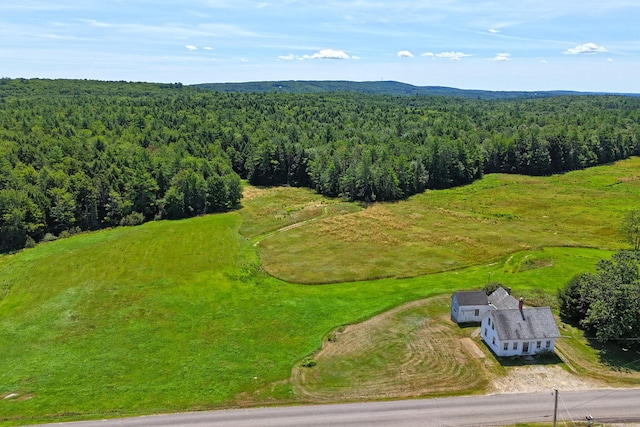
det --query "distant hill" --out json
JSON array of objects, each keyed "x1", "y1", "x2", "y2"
[{"x1": 192, "y1": 80, "x2": 628, "y2": 99}]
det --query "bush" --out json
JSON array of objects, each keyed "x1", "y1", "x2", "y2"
[
  {"x1": 120, "y1": 212, "x2": 145, "y2": 227},
  {"x1": 25, "y1": 236, "x2": 36, "y2": 248},
  {"x1": 483, "y1": 282, "x2": 503, "y2": 295},
  {"x1": 41, "y1": 233, "x2": 58, "y2": 242},
  {"x1": 301, "y1": 357, "x2": 317, "y2": 368}
]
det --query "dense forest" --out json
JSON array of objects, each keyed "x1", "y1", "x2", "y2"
[{"x1": 1, "y1": 78, "x2": 640, "y2": 252}]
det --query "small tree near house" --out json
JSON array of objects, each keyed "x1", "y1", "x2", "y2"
[{"x1": 621, "y1": 209, "x2": 640, "y2": 251}]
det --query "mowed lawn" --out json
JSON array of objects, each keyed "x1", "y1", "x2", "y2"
[
  {"x1": 256, "y1": 157, "x2": 640, "y2": 283},
  {"x1": 0, "y1": 158, "x2": 638, "y2": 425}
]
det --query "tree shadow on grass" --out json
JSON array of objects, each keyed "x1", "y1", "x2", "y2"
[
  {"x1": 589, "y1": 339, "x2": 640, "y2": 373},
  {"x1": 559, "y1": 316, "x2": 640, "y2": 374}
]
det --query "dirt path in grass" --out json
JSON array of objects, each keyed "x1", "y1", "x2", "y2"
[
  {"x1": 252, "y1": 205, "x2": 329, "y2": 247},
  {"x1": 290, "y1": 296, "x2": 605, "y2": 403}
]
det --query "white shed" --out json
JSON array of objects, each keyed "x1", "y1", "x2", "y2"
[{"x1": 450, "y1": 290, "x2": 490, "y2": 323}]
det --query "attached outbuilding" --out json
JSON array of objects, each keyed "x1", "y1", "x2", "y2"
[
  {"x1": 487, "y1": 286, "x2": 519, "y2": 310},
  {"x1": 480, "y1": 305, "x2": 561, "y2": 357},
  {"x1": 451, "y1": 287, "x2": 518, "y2": 324},
  {"x1": 450, "y1": 290, "x2": 490, "y2": 323}
]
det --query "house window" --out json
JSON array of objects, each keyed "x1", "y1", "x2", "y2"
[
  {"x1": 503, "y1": 343, "x2": 509, "y2": 351},
  {"x1": 488, "y1": 318, "x2": 491, "y2": 326},
  {"x1": 546, "y1": 340, "x2": 551, "y2": 348},
  {"x1": 536, "y1": 341, "x2": 541, "y2": 349},
  {"x1": 491, "y1": 322, "x2": 495, "y2": 330},
  {"x1": 483, "y1": 328, "x2": 487, "y2": 337},
  {"x1": 492, "y1": 337, "x2": 495, "y2": 345},
  {"x1": 512, "y1": 342, "x2": 518, "y2": 350},
  {"x1": 474, "y1": 309, "x2": 479, "y2": 316}
]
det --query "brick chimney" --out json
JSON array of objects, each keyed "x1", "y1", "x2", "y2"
[{"x1": 519, "y1": 297, "x2": 525, "y2": 320}]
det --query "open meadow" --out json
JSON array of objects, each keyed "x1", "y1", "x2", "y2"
[
  {"x1": 1, "y1": 158, "x2": 640, "y2": 425},
  {"x1": 251, "y1": 157, "x2": 640, "y2": 283}
]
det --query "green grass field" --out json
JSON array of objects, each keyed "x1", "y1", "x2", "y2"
[
  {"x1": 1, "y1": 158, "x2": 639, "y2": 425},
  {"x1": 256, "y1": 157, "x2": 640, "y2": 283}
]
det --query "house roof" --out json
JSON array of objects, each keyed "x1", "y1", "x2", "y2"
[
  {"x1": 488, "y1": 287, "x2": 519, "y2": 310},
  {"x1": 452, "y1": 290, "x2": 488, "y2": 306},
  {"x1": 491, "y1": 307, "x2": 561, "y2": 341}
]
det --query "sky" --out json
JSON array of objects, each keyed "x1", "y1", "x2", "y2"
[{"x1": 2, "y1": 0, "x2": 639, "y2": 92}]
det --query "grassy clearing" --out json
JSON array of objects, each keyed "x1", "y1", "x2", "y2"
[
  {"x1": 238, "y1": 185, "x2": 362, "y2": 240},
  {"x1": 290, "y1": 295, "x2": 498, "y2": 402},
  {"x1": 0, "y1": 238, "x2": 610, "y2": 425},
  {"x1": 1, "y1": 160, "x2": 639, "y2": 425},
  {"x1": 258, "y1": 157, "x2": 640, "y2": 283}
]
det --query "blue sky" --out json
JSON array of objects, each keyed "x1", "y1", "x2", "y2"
[{"x1": 2, "y1": 0, "x2": 639, "y2": 92}]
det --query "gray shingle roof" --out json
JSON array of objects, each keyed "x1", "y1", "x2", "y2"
[
  {"x1": 492, "y1": 307, "x2": 561, "y2": 341},
  {"x1": 488, "y1": 287, "x2": 519, "y2": 310},
  {"x1": 453, "y1": 290, "x2": 488, "y2": 306}
]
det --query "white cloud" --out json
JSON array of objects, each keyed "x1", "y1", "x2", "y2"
[
  {"x1": 81, "y1": 19, "x2": 113, "y2": 28},
  {"x1": 607, "y1": 58, "x2": 614, "y2": 62},
  {"x1": 204, "y1": 46, "x2": 214, "y2": 50},
  {"x1": 185, "y1": 45, "x2": 198, "y2": 51},
  {"x1": 421, "y1": 51, "x2": 471, "y2": 60},
  {"x1": 489, "y1": 28, "x2": 500, "y2": 33},
  {"x1": 303, "y1": 49, "x2": 350, "y2": 60},
  {"x1": 277, "y1": 53, "x2": 298, "y2": 61},
  {"x1": 79, "y1": 19, "x2": 262, "y2": 40},
  {"x1": 564, "y1": 42, "x2": 607, "y2": 55},
  {"x1": 278, "y1": 49, "x2": 351, "y2": 61},
  {"x1": 540, "y1": 59, "x2": 548, "y2": 64},
  {"x1": 397, "y1": 50, "x2": 414, "y2": 58},
  {"x1": 492, "y1": 52, "x2": 511, "y2": 61},
  {"x1": 435, "y1": 51, "x2": 471, "y2": 60}
]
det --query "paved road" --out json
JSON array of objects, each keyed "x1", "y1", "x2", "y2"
[{"x1": 29, "y1": 388, "x2": 640, "y2": 427}]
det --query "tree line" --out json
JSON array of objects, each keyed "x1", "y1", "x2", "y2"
[
  {"x1": 558, "y1": 211, "x2": 640, "y2": 343},
  {"x1": 558, "y1": 250, "x2": 640, "y2": 343},
  {"x1": 1, "y1": 78, "x2": 640, "y2": 252}
]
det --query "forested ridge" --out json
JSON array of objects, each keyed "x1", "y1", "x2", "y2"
[
  {"x1": 194, "y1": 80, "x2": 640, "y2": 98},
  {"x1": 1, "y1": 78, "x2": 640, "y2": 252},
  {"x1": 194, "y1": 80, "x2": 587, "y2": 98}
]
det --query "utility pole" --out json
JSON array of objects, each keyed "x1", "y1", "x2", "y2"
[{"x1": 553, "y1": 389, "x2": 558, "y2": 427}]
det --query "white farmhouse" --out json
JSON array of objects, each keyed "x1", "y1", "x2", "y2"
[{"x1": 480, "y1": 305, "x2": 561, "y2": 357}]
